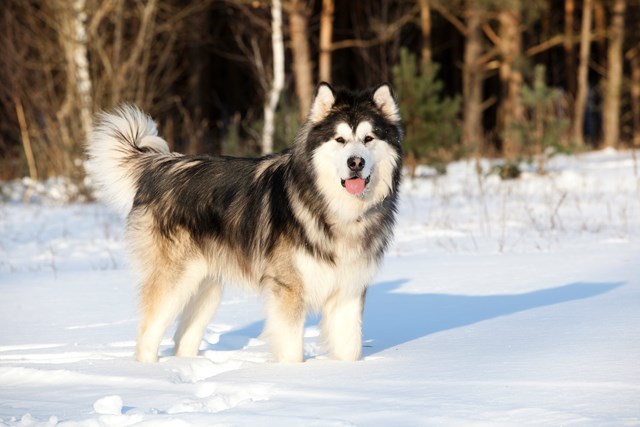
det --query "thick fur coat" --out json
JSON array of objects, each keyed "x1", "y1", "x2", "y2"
[{"x1": 85, "y1": 83, "x2": 403, "y2": 362}]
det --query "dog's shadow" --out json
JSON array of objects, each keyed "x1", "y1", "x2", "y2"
[
  {"x1": 210, "y1": 280, "x2": 622, "y2": 357},
  {"x1": 361, "y1": 279, "x2": 622, "y2": 356}
]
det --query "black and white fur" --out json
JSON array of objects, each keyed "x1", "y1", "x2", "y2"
[{"x1": 85, "y1": 83, "x2": 403, "y2": 363}]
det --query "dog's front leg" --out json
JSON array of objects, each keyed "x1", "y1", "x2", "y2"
[
  {"x1": 262, "y1": 277, "x2": 305, "y2": 363},
  {"x1": 321, "y1": 288, "x2": 366, "y2": 361}
]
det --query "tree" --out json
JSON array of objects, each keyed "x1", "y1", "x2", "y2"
[
  {"x1": 498, "y1": 7, "x2": 524, "y2": 162},
  {"x1": 262, "y1": 0, "x2": 285, "y2": 155},
  {"x1": 0, "y1": 1, "x2": 94, "y2": 181},
  {"x1": 319, "y1": 0, "x2": 334, "y2": 83},
  {"x1": 392, "y1": 48, "x2": 461, "y2": 175},
  {"x1": 419, "y1": 0, "x2": 432, "y2": 67},
  {"x1": 629, "y1": 47, "x2": 640, "y2": 148},
  {"x1": 564, "y1": 0, "x2": 576, "y2": 98},
  {"x1": 58, "y1": 0, "x2": 93, "y2": 139},
  {"x1": 461, "y1": 0, "x2": 485, "y2": 154},
  {"x1": 289, "y1": 0, "x2": 314, "y2": 118},
  {"x1": 594, "y1": 0, "x2": 607, "y2": 65},
  {"x1": 519, "y1": 65, "x2": 569, "y2": 175},
  {"x1": 0, "y1": 0, "x2": 638, "y2": 181},
  {"x1": 603, "y1": 0, "x2": 626, "y2": 148},
  {"x1": 572, "y1": 0, "x2": 593, "y2": 147}
]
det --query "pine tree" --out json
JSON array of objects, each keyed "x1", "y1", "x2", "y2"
[
  {"x1": 518, "y1": 64, "x2": 570, "y2": 175},
  {"x1": 392, "y1": 48, "x2": 461, "y2": 176}
]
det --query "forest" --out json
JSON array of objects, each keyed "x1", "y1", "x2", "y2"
[{"x1": 1, "y1": 0, "x2": 639, "y2": 183}]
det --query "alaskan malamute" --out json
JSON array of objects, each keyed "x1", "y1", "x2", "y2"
[{"x1": 86, "y1": 83, "x2": 403, "y2": 363}]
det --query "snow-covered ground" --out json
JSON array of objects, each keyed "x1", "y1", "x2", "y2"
[{"x1": 1, "y1": 149, "x2": 639, "y2": 426}]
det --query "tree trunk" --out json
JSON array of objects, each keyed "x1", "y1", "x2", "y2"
[
  {"x1": 602, "y1": 0, "x2": 626, "y2": 148},
  {"x1": 289, "y1": 0, "x2": 314, "y2": 119},
  {"x1": 262, "y1": 0, "x2": 285, "y2": 155},
  {"x1": 594, "y1": 0, "x2": 606, "y2": 63},
  {"x1": 564, "y1": 0, "x2": 576, "y2": 98},
  {"x1": 111, "y1": 0, "x2": 124, "y2": 105},
  {"x1": 462, "y1": 1, "x2": 484, "y2": 153},
  {"x1": 419, "y1": 0, "x2": 432, "y2": 68},
  {"x1": 572, "y1": 0, "x2": 593, "y2": 147},
  {"x1": 72, "y1": 0, "x2": 93, "y2": 137},
  {"x1": 59, "y1": 0, "x2": 93, "y2": 139},
  {"x1": 318, "y1": 0, "x2": 334, "y2": 83},
  {"x1": 499, "y1": 9, "x2": 523, "y2": 161},
  {"x1": 630, "y1": 51, "x2": 640, "y2": 148}
]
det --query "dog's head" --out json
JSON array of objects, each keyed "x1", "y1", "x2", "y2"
[{"x1": 300, "y1": 83, "x2": 403, "y2": 219}]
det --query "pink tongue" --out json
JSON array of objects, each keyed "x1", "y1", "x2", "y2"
[{"x1": 345, "y1": 178, "x2": 366, "y2": 195}]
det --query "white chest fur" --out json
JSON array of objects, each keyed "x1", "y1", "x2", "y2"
[{"x1": 294, "y1": 234, "x2": 379, "y2": 312}]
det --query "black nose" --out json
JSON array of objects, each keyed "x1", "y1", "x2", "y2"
[{"x1": 347, "y1": 156, "x2": 365, "y2": 172}]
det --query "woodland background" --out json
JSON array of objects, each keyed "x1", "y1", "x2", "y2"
[{"x1": 1, "y1": 0, "x2": 639, "y2": 184}]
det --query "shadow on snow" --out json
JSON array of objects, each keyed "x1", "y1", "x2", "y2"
[
  {"x1": 209, "y1": 280, "x2": 623, "y2": 357},
  {"x1": 362, "y1": 280, "x2": 622, "y2": 355}
]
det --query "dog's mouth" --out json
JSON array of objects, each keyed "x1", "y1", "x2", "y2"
[{"x1": 341, "y1": 176, "x2": 371, "y2": 195}]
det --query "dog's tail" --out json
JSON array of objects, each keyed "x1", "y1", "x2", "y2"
[{"x1": 85, "y1": 104, "x2": 169, "y2": 214}]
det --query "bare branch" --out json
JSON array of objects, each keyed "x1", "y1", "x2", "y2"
[
  {"x1": 482, "y1": 23, "x2": 502, "y2": 49},
  {"x1": 118, "y1": 0, "x2": 158, "y2": 85},
  {"x1": 526, "y1": 30, "x2": 607, "y2": 57},
  {"x1": 431, "y1": 0, "x2": 468, "y2": 36},
  {"x1": 525, "y1": 33, "x2": 564, "y2": 57},
  {"x1": 329, "y1": 4, "x2": 419, "y2": 52}
]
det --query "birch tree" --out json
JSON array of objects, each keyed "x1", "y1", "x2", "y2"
[
  {"x1": 262, "y1": 0, "x2": 285, "y2": 155},
  {"x1": 72, "y1": 0, "x2": 93, "y2": 137},
  {"x1": 58, "y1": 0, "x2": 93, "y2": 143}
]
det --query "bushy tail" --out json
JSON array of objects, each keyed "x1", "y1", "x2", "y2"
[{"x1": 85, "y1": 104, "x2": 169, "y2": 214}]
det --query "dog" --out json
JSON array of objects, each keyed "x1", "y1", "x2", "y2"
[{"x1": 85, "y1": 83, "x2": 403, "y2": 363}]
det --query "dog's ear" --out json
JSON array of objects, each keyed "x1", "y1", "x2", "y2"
[
  {"x1": 308, "y1": 82, "x2": 336, "y2": 123},
  {"x1": 372, "y1": 83, "x2": 400, "y2": 124}
]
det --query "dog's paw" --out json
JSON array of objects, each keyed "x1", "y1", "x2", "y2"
[{"x1": 135, "y1": 349, "x2": 159, "y2": 363}]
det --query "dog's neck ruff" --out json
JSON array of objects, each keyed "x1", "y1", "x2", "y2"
[{"x1": 355, "y1": 195, "x2": 390, "y2": 223}]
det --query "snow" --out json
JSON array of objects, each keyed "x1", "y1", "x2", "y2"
[{"x1": 1, "y1": 149, "x2": 640, "y2": 426}]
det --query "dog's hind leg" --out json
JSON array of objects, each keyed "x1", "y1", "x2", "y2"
[
  {"x1": 262, "y1": 275, "x2": 305, "y2": 363},
  {"x1": 321, "y1": 289, "x2": 366, "y2": 361},
  {"x1": 135, "y1": 258, "x2": 208, "y2": 363},
  {"x1": 173, "y1": 277, "x2": 223, "y2": 357}
]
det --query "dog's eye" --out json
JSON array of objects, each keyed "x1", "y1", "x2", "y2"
[
  {"x1": 364, "y1": 136, "x2": 374, "y2": 143},
  {"x1": 335, "y1": 137, "x2": 346, "y2": 143}
]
